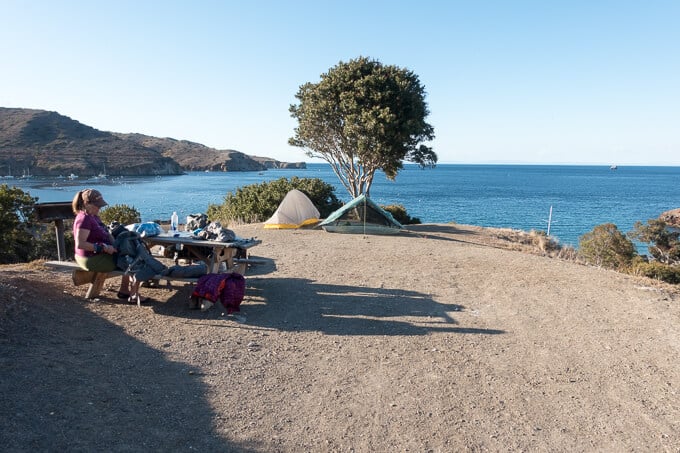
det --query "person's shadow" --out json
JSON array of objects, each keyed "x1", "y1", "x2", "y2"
[{"x1": 1, "y1": 276, "x2": 256, "y2": 452}]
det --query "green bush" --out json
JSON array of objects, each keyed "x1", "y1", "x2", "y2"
[
  {"x1": 99, "y1": 204, "x2": 141, "y2": 225},
  {"x1": 630, "y1": 258, "x2": 680, "y2": 284},
  {"x1": 578, "y1": 223, "x2": 637, "y2": 270},
  {"x1": 382, "y1": 204, "x2": 421, "y2": 225},
  {"x1": 0, "y1": 184, "x2": 38, "y2": 264},
  {"x1": 30, "y1": 224, "x2": 75, "y2": 261},
  {"x1": 208, "y1": 177, "x2": 342, "y2": 224},
  {"x1": 629, "y1": 219, "x2": 680, "y2": 265}
]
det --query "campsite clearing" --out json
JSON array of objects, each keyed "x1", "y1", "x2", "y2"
[{"x1": 1, "y1": 222, "x2": 679, "y2": 452}]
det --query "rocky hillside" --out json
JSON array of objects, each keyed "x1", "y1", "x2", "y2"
[{"x1": 0, "y1": 108, "x2": 304, "y2": 176}]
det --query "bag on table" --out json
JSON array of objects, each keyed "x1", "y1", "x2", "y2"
[{"x1": 196, "y1": 221, "x2": 236, "y2": 242}]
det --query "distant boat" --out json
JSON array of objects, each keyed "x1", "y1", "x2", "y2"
[
  {"x1": 610, "y1": 165, "x2": 618, "y2": 170},
  {"x1": 68, "y1": 173, "x2": 79, "y2": 180},
  {"x1": 96, "y1": 163, "x2": 108, "y2": 179}
]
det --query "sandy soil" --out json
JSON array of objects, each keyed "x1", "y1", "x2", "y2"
[{"x1": 1, "y1": 223, "x2": 679, "y2": 452}]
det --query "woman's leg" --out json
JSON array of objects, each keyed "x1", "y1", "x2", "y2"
[
  {"x1": 118, "y1": 275, "x2": 131, "y2": 296},
  {"x1": 75, "y1": 254, "x2": 117, "y2": 272},
  {"x1": 126, "y1": 277, "x2": 150, "y2": 304}
]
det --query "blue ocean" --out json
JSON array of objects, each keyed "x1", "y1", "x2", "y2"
[{"x1": 8, "y1": 163, "x2": 680, "y2": 248}]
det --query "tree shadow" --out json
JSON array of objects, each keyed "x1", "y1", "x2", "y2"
[
  {"x1": 0, "y1": 277, "x2": 261, "y2": 452},
  {"x1": 238, "y1": 277, "x2": 504, "y2": 336},
  {"x1": 402, "y1": 224, "x2": 481, "y2": 243}
]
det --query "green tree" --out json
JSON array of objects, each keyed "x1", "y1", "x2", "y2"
[
  {"x1": 99, "y1": 204, "x2": 142, "y2": 226},
  {"x1": 289, "y1": 56, "x2": 436, "y2": 198},
  {"x1": 0, "y1": 184, "x2": 37, "y2": 263},
  {"x1": 629, "y1": 219, "x2": 680, "y2": 265},
  {"x1": 578, "y1": 223, "x2": 637, "y2": 270}
]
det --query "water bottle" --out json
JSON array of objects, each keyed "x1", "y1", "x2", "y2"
[{"x1": 170, "y1": 211, "x2": 179, "y2": 233}]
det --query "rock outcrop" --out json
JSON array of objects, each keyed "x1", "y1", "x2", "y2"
[{"x1": 659, "y1": 208, "x2": 680, "y2": 228}]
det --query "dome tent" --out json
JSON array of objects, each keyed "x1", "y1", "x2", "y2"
[
  {"x1": 319, "y1": 194, "x2": 404, "y2": 235},
  {"x1": 264, "y1": 189, "x2": 320, "y2": 229}
]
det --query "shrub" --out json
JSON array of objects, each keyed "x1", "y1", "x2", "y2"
[
  {"x1": 528, "y1": 230, "x2": 561, "y2": 253},
  {"x1": 0, "y1": 185, "x2": 38, "y2": 264},
  {"x1": 629, "y1": 219, "x2": 680, "y2": 265},
  {"x1": 99, "y1": 204, "x2": 142, "y2": 225},
  {"x1": 208, "y1": 177, "x2": 342, "y2": 224},
  {"x1": 578, "y1": 223, "x2": 637, "y2": 270},
  {"x1": 30, "y1": 224, "x2": 75, "y2": 261},
  {"x1": 630, "y1": 258, "x2": 680, "y2": 284},
  {"x1": 382, "y1": 204, "x2": 421, "y2": 225}
]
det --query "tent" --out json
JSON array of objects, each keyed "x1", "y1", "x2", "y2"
[
  {"x1": 319, "y1": 194, "x2": 404, "y2": 235},
  {"x1": 264, "y1": 189, "x2": 320, "y2": 229}
]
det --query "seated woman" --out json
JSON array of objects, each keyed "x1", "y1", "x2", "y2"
[{"x1": 72, "y1": 189, "x2": 148, "y2": 303}]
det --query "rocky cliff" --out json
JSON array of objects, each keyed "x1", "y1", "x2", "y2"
[
  {"x1": 0, "y1": 107, "x2": 305, "y2": 176},
  {"x1": 660, "y1": 208, "x2": 680, "y2": 228}
]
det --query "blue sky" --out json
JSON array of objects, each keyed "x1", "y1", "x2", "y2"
[{"x1": 1, "y1": 0, "x2": 678, "y2": 165}]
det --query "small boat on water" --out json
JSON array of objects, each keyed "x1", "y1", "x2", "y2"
[
  {"x1": 610, "y1": 165, "x2": 618, "y2": 170},
  {"x1": 68, "y1": 173, "x2": 79, "y2": 180}
]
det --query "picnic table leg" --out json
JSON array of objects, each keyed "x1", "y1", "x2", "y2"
[
  {"x1": 213, "y1": 247, "x2": 239, "y2": 273},
  {"x1": 85, "y1": 273, "x2": 108, "y2": 299},
  {"x1": 72, "y1": 269, "x2": 96, "y2": 286}
]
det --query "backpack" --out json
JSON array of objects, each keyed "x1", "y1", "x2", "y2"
[{"x1": 114, "y1": 230, "x2": 167, "y2": 281}]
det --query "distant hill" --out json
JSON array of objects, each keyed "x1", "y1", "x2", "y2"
[{"x1": 0, "y1": 107, "x2": 305, "y2": 177}]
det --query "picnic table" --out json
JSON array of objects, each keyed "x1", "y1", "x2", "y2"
[
  {"x1": 143, "y1": 231, "x2": 262, "y2": 275},
  {"x1": 44, "y1": 224, "x2": 262, "y2": 301}
]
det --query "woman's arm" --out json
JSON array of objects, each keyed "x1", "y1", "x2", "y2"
[
  {"x1": 75, "y1": 227, "x2": 115, "y2": 254},
  {"x1": 75, "y1": 227, "x2": 93, "y2": 252}
]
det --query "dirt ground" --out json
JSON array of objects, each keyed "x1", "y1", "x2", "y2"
[{"x1": 1, "y1": 223, "x2": 679, "y2": 452}]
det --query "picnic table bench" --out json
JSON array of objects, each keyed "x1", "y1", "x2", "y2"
[
  {"x1": 44, "y1": 260, "x2": 202, "y2": 301},
  {"x1": 45, "y1": 231, "x2": 262, "y2": 303}
]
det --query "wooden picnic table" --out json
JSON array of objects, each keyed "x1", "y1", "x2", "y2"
[
  {"x1": 45, "y1": 230, "x2": 262, "y2": 301},
  {"x1": 142, "y1": 232, "x2": 262, "y2": 275}
]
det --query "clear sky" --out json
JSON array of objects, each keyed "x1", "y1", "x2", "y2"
[{"x1": 2, "y1": 0, "x2": 678, "y2": 165}]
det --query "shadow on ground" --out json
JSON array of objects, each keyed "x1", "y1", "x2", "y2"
[
  {"x1": 238, "y1": 277, "x2": 505, "y2": 336},
  {"x1": 403, "y1": 224, "x2": 484, "y2": 243},
  {"x1": 0, "y1": 276, "x2": 260, "y2": 452}
]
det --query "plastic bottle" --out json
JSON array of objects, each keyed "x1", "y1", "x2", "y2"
[{"x1": 170, "y1": 211, "x2": 179, "y2": 232}]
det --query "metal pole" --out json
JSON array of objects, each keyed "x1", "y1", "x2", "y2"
[
  {"x1": 55, "y1": 219, "x2": 66, "y2": 261},
  {"x1": 547, "y1": 205, "x2": 553, "y2": 236}
]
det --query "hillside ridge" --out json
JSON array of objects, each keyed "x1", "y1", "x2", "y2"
[{"x1": 0, "y1": 107, "x2": 304, "y2": 176}]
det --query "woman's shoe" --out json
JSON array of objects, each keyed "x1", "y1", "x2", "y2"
[
  {"x1": 117, "y1": 292, "x2": 129, "y2": 300},
  {"x1": 127, "y1": 294, "x2": 152, "y2": 305}
]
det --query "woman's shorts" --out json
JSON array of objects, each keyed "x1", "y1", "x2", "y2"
[{"x1": 75, "y1": 254, "x2": 117, "y2": 273}]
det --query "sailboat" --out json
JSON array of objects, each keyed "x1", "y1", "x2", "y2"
[
  {"x1": 1, "y1": 165, "x2": 14, "y2": 179},
  {"x1": 91, "y1": 164, "x2": 108, "y2": 180},
  {"x1": 97, "y1": 163, "x2": 108, "y2": 179}
]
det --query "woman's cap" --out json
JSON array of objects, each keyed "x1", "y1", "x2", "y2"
[{"x1": 82, "y1": 189, "x2": 108, "y2": 207}]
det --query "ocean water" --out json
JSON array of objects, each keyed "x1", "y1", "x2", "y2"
[{"x1": 7, "y1": 163, "x2": 680, "y2": 248}]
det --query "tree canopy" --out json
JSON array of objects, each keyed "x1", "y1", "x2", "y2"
[
  {"x1": 289, "y1": 56, "x2": 436, "y2": 198},
  {"x1": 0, "y1": 184, "x2": 37, "y2": 263}
]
